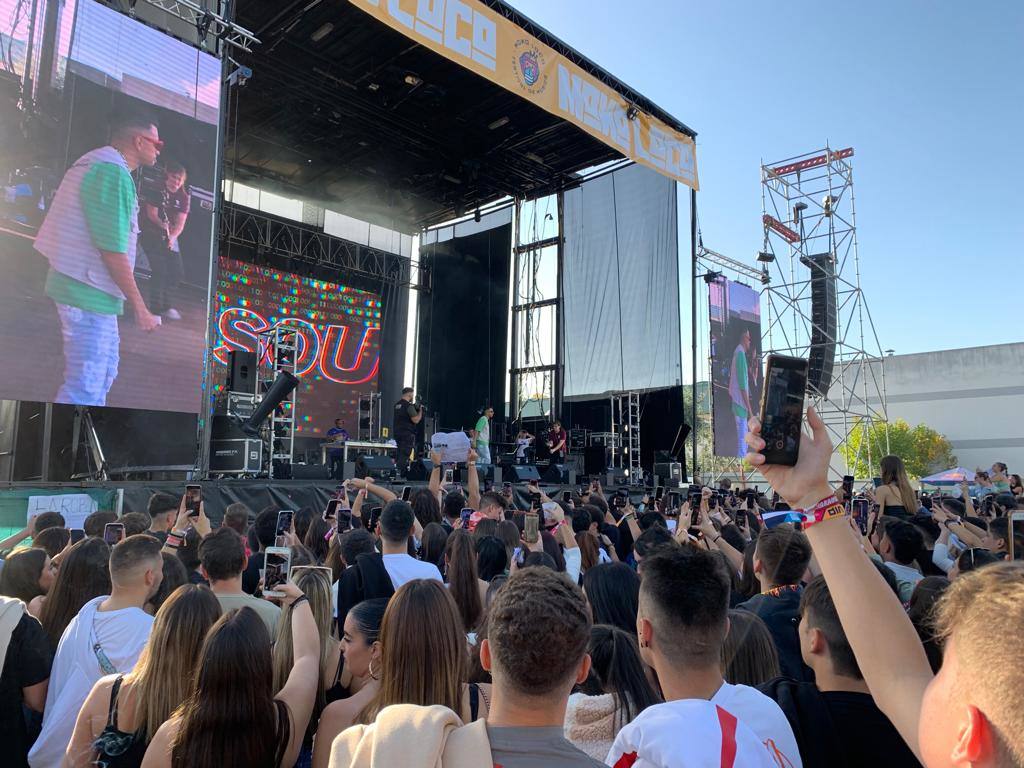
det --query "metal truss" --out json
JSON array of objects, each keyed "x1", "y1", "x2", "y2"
[
  {"x1": 697, "y1": 244, "x2": 765, "y2": 285},
  {"x1": 220, "y1": 203, "x2": 412, "y2": 287},
  {"x1": 760, "y1": 146, "x2": 889, "y2": 479},
  {"x1": 134, "y1": 0, "x2": 260, "y2": 52}
]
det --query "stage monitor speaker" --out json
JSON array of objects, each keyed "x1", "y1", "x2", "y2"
[
  {"x1": 542, "y1": 463, "x2": 572, "y2": 484},
  {"x1": 210, "y1": 439, "x2": 262, "y2": 475},
  {"x1": 583, "y1": 446, "x2": 607, "y2": 477},
  {"x1": 406, "y1": 458, "x2": 434, "y2": 481},
  {"x1": 804, "y1": 252, "x2": 838, "y2": 396},
  {"x1": 227, "y1": 350, "x2": 258, "y2": 395},
  {"x1": 605, "y1": 468, "x2": 628, "y2": 486},
  {"x1": 506, "y1": 464, "x2": 541, "y2": 482},
  {"x1": 291, "y1": 463, "x2": 330, "y2": 480},
  {"x1": 356, "y1": 454, "x2": 397, "y2": 481}
]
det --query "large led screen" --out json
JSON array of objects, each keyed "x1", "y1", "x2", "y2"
[
  {"x1": 0, "y1": 0, "x2": 219, "y2": 412},
  {"x1": 213, "y1": 257, "x2": 383, "y2": 436},
  {"x1": 709, "y1": 277, "x2": 764, "y2": 459}
]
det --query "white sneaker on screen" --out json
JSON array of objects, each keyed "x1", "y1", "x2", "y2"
[{"x1": 163, "y1": 308, "x2": 182, "y2": 320}]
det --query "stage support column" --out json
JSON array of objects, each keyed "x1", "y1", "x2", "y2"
[{"x1": 690, "y1": 187, "x2": 698, "y2": 478}]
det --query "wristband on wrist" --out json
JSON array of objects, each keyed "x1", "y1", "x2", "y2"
[
  {"x1": 291, "y1": 595, "x2": 310, "y2": 609},
  {"x1": 797, "y1": 494, "x2": 847, "y2": 528},
  {"x1": 165, "y1": 535, "x2": 181, "y2": 548}
]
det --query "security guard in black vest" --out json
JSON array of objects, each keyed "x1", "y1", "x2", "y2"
[{"x1": 393, "y1": 386, "x2": 423, "y2": 475}]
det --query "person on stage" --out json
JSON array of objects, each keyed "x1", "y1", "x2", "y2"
[
  {"x1": 34, "y1": 111, "x2": 163, "y2": 406},
  {"x1": 546, "y1": 419, "x2": 567, "y2": 465},
  {"x1": 325, "y1": 417, "x2": 349, "y2": 479},
  {"x1": 392, "y1": 387, "x2": 423, "y2": 476},
  {"x1": 472, "y1": 405, "x2": 495, "y2": 466},
  {"x1": 729, "y1": 329, "x2": 754, "y2": 459},
  {"x1": 140, "y1": 159, "x2": 190, "y2": 320},
  {"x1": 515, "y1": 428, "x2": 535, "y2": 465}
]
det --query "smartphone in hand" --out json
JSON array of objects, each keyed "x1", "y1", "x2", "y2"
[
  {"x1": 263, "y1": 547, "x2": 291, "y2": 598},
  {"x1": 185, "y1": 484, "x2": 202, "y2": 517},
  {"x1": 758, "y1": 354, "x2": 809, "y2": 467},
  {"x1": 524, "y1": 512, "x2": 540, "y2": 544},
  {"x1": 103, "y1": 522, "x2": 125, "y2": 545}
]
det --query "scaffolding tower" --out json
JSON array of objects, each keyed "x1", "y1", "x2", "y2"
[
  {"x1": 759, "y1": 146, "x2": 889, "y2": 478},
  {"x1": 611, "y1": 392, "x2": 642, "y2": 483},
  {"x1": 257, "y1": 325, "x2": 298, "y2": 479}
]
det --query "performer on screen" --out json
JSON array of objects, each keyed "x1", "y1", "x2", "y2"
[
  {"x1": 141, "y1": 159, "x2": 190, "y2": 320},
  {"x1": 546, "y1": 419, "x2": 567, "y2": 465},
  {"x1": 393, "y1": 387, "x2": 423, "y2": 476},
  {"x1": 729, "y1": 329, "x2": 754, "y2": 459},
  {"x1": 34, "y1": 110, "x2": 163, "y2": 407},
  {"x1": 325, "y1": 417, "x2": 350, "y2": 479}
]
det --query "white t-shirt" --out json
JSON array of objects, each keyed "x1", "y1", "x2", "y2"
[
  {"x1": 711, "y1": 682, "x2": 803, "y2": 767},
  {"x1": 607, "y1": 698, "x2": 781, "y2": 767},
  {"x1": 382, "y1": 553, "x2": 443, "y2": 589},
  {"x1": 29, "y1": 596, "x2": 153, "y2": 768}
]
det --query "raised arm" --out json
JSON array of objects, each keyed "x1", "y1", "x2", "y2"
[
  {"x1": 699, "y1": 512, "x2": 743, "y2": 574},
  {"x1": 745, "y1": 407, "x2": 930, "y2": 762},
  {"x1": 428, "y1": 449, "x2": 443, "y2": 495},
  {"x1": 466, "y1": 448, "x2": 481, "y2": 510},
  {"x1": 0, "y1": 514, "x2": 36, "y2": 551},
  {"x1": 362, "y1": 477, "x2": 396, "y2": 504},
  {"x1": 275, "y1": 581, "x2": 321, "y2": 768}
]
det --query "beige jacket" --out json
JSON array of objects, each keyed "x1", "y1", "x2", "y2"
[
  {"x1": 329, "y1": 704, "x2": 492, "y2": 768},
  {"x1": 564, "y1": 692, "x2": 620, "y2": 762}
]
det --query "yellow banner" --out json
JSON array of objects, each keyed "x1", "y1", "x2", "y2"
[{"x1": 348, "y1": 0, "x2": 698, "y2": 189}]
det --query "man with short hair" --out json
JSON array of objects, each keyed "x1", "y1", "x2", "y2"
[
  {"x1": 140, "y1": 159, "x2": 190, "y2": 320},
  {"x1": 481, "y1": 567, "x2": 604, "y2": 767},
  {"x1": 34, "y1": 511, "x2": 66, "y2": 534},
  {"x1": 242, "y1": 508, "x2": 280, "y2": 594},
  {"x1": 200, "y1": 527, "x2": 279, "y2": 637},
  {"x1": 325, "y1": 417, "x2": 350, "y2": 479},
  {"x1": 738, "y1": 524, "x2": 814, "y2": 682},
  {"x1": 145, "y1": 492, "x2": 179, "y2": 543},
  {"x1": 392, "y1": 387, "x2": 423, "y2": 476},
  {"x1": 760, "y1": 575, "x2": 919, "y2": 767},
  {"x1": 83, "y1": 510, "x2": 117, "y2": 538},
  {"x1": 29, "y1": 535, "x2": 162, "y2": 768},
  {"x1": 377, "y1": 501, "x2": 441, "y2": 588},
  {"x1": 222, "y1": 501, "x2": 251, "y2": 540},
  {"x1": 877, "y1": 519, "x2": 925, "y2": 601},
  {"x1": 478, "y1": 491, "x2": 509, "y2": 521},
  {"x1": 612, "y1": 547, "x2": 800, "y2": 767},
  {"x1": 472, "y1": 406, "x2": 495, "y2": 466},
  {"x1": 35, "y1": 111, "x2": 163, "y2": 407},
  {"x1": 119, "y1": 511, "x2": 151, "y2": 537}
]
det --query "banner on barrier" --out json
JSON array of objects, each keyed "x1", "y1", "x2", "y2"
[{"x1": 348, "y1": 0, "x2": 698, "y2": 189}]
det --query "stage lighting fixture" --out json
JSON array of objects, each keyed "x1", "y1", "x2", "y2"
[
  {"x1": 524, "y1": 151, "x2": 545, "y2": 164},
  {"x1": 702, "y1": 270, "x2": 722, "y2": 284},
  {"x1": 822, "y1": 195, "x2": 835, "y2": 216},
  {"x1": 367, "y1": 82, "x2": 380, "y2": 92},
  {"x1": 793, "y1": 201, "x2": 808, "y2": 223},
  {"x1": 626, "y1": 105, "x2": 639, "y2": 121},
  {"x1": 238, "y1": 371, "x2": 299, "y2": 437},
  {"x1": 311, "y1": 22, "x2": 334, "y2": 42},
  {"x1": 488, "y1": 116, "x2": 510, "y2": 130},
  {"x1": 404, "y1": 74, "x2": 423, "y2": 87},
  {"x1": 474, "y1": 207, "x2": 481, "y2": 223},
  {"x1": 757, "y1": 251, "x2": 776, "y2": 263}
]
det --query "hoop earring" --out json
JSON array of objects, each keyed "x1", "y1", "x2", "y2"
[{"x1": 368, "y1": 658, "x2": 381, "y2": 681}]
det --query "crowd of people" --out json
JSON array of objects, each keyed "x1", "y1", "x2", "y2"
[{"x1": 0, "y1": 435, "x2": 1021, "y2": 767}]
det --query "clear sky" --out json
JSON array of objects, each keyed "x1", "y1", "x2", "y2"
[{"x1": 510, "y1": 0, "x2": 1023, "y2": 359}]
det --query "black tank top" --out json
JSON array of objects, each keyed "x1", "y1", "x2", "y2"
[
  {"x1": 91, "y1": 676, "x2": 149, "y2": 768},
  {"x1": 393, "y1": 399, "x2": 415, "y2": 436}
]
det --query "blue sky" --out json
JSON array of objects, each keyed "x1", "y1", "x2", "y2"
[{"x1": 511, "y1": 0, "x2": 1023, "y2": 358}]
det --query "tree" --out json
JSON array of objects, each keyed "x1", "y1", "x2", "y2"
[{"x1": 841, "y1": 419, "x2": 957, "y2": 480}]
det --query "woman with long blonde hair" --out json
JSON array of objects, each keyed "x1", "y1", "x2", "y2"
[
  {"x1": 65, "y1": 584, "x2": 221, "y2": 767},
  {"x1": 876, "y1": 455, "x2": 919, "y2": 516},
  {"x1": 270, "y1": 566, "x2": 337, "y2": 766}
]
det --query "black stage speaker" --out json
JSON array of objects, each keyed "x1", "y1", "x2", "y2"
[
  {"x1": 542, "y1": 463, "x2": 572, "y2": 484},
  {"x1": 291, "y1": 463, "x2": 331, "y2": 480},
  {"x1": 406, "y1": 458, "x2": 434, "y2": 481},
  {"x1": 356, "y1": 454, "x2": 397, "y2": 481},
  {"x1": 227, "y1": 350, "x2": 258, "y2": 395},
  {"x1": 583, "y1": 446, "x2": 607, "y2": 477},
  {"x1": 462, "y1": 464, "x2": 501, "y2": 485},
  {"x1": 605, "y1": 468, "x2": 628, "y2": 486},
  {"x1": 654, "y1": 461, "x2": 683, "y2": 487},
  {"x1": 210, "y1": 439, "x2": 262, "y2": 474},
  {"x1": 506, "y1": 464, "x2": 541, "y2": 482},
  {"x1": 803, "y1": 252, "x2": 837, "y2": 396}
]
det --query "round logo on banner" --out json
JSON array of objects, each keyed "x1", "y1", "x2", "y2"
[{"x1": 512, "y1": 38, "x2": 548, "y2": 95}]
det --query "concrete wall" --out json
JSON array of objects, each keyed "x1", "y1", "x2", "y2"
[{"x1": 867, "y1": 343, "x2": 1024, "y2": 474}]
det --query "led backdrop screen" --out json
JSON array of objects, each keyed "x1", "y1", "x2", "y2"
[
  {"x1": 709, "y1": 277, "x2": 763, "y2": 459},
  {"x1": 213, "y1": 256, "x2": 383, "y2": 436},
  {"x1": 0, "y1": 0, "x2": 219, "y2": 413}
]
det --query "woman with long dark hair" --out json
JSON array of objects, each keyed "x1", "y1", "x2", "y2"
[
  {"x1": 875, "y1": 455, "x2": 918, "y2": 516},
  {"x1": 444, "y1": 529, "x2": 484, "y2": 632},
  {"x1": 38, "y1": 537, "x2": 110, "y2": 650},
  {"x1": 32, "y1": 526, "x2": 70, "y2": 559},
  {"x1": 720, "y1": 609, "x2": 780, "y2": 687},
  {"x1": 0, "y1": 548, "x2": 55, "y2": 616},
  {"x1": 418, "y1": 522, "x2": 449, "y2": 571},
  {"x1": 582, "y1": 563, "x2": 639, "y2": 636},
  {"x1": 303, "y1": 518, "x2": 333, "y2": 565},
  {"x1": 65, "y1": 585, "x2": 221, "y2": 768},
  {"x1": 565, "y1": 624, "x2": 660, "y2": 760},
  {"x1": 140, "y1": 582, "x2": 319, "y2": 768},
  {"x1": 410, "y1": 488, "x2": 442, "y2": 528},
  {"x1": 311, "y1": 599, "x2": 386, "y2": 768},
  {"x1": 475, "y1": 535, "x2": 508, "y2": 582}
]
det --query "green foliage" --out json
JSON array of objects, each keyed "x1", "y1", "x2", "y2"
[{"x1": 842, "y1": 419, "x2": 957, "y2": 480}]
